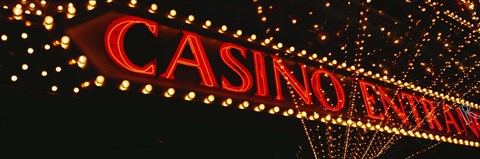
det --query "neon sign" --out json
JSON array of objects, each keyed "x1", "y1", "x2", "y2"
[{"x1": 68, "y1": 13, "x2": 480, "y2": 141}]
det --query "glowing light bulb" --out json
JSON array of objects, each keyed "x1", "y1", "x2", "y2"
[
  {"x1": 142, "y1": 84, "x2": 153, "y2": 94},
  {"x1": 119, "y1": 80, "x2": 130, "y2": 91},
  {"x1": 95, "y1": 75, "x2": 105, "y2": 86},
  {"x1": 43, "y1": 16, "x2": 54, "y2": 30},
  {"x1": 186, "y1": 15, "x2": 194, "y2": 24},
  {"x1": 22, "y1": 64, "x2": 28, "y2": 70},
  {"x1": 202, "y1": 20, "x2": 212, "y2": 28},
  {"x1": 149, "y1": 4, "x2": 157, "y2": 13},
  {"x1": 203, "y1": 95, "x2": 215, "y2": 104},
  {"x1": 168, "y1": 10, "x2": 176, "y2": 18},
  {"x1": 11, "y1": 75, "x2": 18, "y2": 82},
  {"x1": 222, "y1": 98, "x2": 232, "y2": 106},
  {"x1": 164, "y1": 88, "x2": 175, "y2": 97},
  {"x1": 184, "y1": 92, "x2": 196, "y2": 101}
]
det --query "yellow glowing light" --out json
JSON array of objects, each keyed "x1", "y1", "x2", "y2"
[
  {"x1": 242, "y1": 101, "x2": 249, "y2": 107},
  {"x1": 41, "y1": 44, "x2": 50, "y2": 50},
  {"x1": 203, "y1": 20, "x2": 212, "y2": 28},
  {"x1": 13, "y1": 5, "x2": 22, "y2": 20},
  {"x1": 1, "y1": 35, "x2": 7, "y2": 41},
  {"x1": 61, "y1": 36, "x2": 70, "y2": 49},
  {"x1": 87, "y1": 0, "x2": 96, "y2": 10},
  {"x1": 27, "y1": 48, "x2": 34, "y2": 54},
  {"x1": 95, "y1": 75, "x2": 105, "y2": 86},
  {"x1": 77, "y1": 55, "x2": 87, "y2": 68},
  {"x1": 149, "y1": 4, "x2": 157, "y2": 13},
  {"x1": 81, "y1": 81, "x2": 90, "y2": 88},
  {"x1": 220, "y1": 25, "x2": 228, "y2": 33},
  {"x1": 44, "y1": 15, "x2": 54, "y2": 30},
  {"x1": 129, "y1": 0, "x2": 137, "y2": 8},
  {"x1": 222, "y1": 98, "x2": 233, "y2": 106},
  {"x1": 248, "y1": 34, "x2": 256, "y2": 41},
  {"x1": 51, "y1": 86, "x2": 58, "y2": 92},
  {"x1": 67, "y1": 3, "x2": 76, "y2": 19},
  {"x1": 203, "y1": 95, "x2": 215, "y2": 104},
  {"x1": 11, "y1": 75, "x2": 17, "y2": 82},
  {"x1": 287, "y1": 109, "x2": 294, "y2": 115},
  {"x1": 22, "y1": 64, "x2": 28, "y2": 70},
  {"x1": 41, "y1": 71, "x2": 48, "y2": 77},
  {"x1": 164, "y1": 88, "x2": 175, "y2": 97},
  {"x1": 168, "y1": 10, "x2": 177, "y2": 18},
  {"x1": 234, "y1": 30, "x2": 242, "y2": 38},
  {"x1": 142, "y1": 84, "x2": 153, "y2": 94},
  {"x1": 21, "y1": 32, "x2": 28, "y2": 39},
  {"x1": 55, "y1": 66, "x2": 61, "y2": 72},
  {"x1": 119, "y1": 80, "x2": 130, "y2": 91},
  {"x1": 186, "y1": 15, "x2": 194, "y2": 24}
]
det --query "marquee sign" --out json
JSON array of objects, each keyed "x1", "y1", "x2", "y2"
[{"x1": 65, "y1": 10, "x2": 479, "y2": 144}]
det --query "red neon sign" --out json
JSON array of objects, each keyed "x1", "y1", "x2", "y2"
[{"x1": 102, "y1": 15, "x2": 480, "y2": 140}]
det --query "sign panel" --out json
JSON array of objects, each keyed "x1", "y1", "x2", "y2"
[{"x1": 67, "y1": 11, "x2": 480, "y2": 141}]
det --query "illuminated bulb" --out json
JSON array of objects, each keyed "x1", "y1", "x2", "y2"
[
  {"x1": 322, "y1": 57, "x2": 328, "y2": 62},
  {"x1": 142, "y1": 84, "x2": 153, "y2": 94},
  {"x1": 149, "y1": 4, "x2": 157, "y2": 13},
  {"x1": 248, "y1": 34, "x2": 256, "y2": 41},
  {"x1": 41, "y1": 71, "x2": 48, "y2": 77},
  {"x1": 234, "y1": 30, "x2": 242, "y2": 37},
  {"x1": 27, "y1": 48, "x2": 33, "y2": 54},
  {"x1": 13, "y1": 5, "x2": 22, "y2": 20},
  {"x1": 332, "y1": 60, "x2": 337, "y2": 65},
  {"x1": 203, "y1": 95, "x2": 215, "y2": 104},
  {"x1": 239, "y1": 101, "x2": 249, "y2": 109},
  {"x1": 287, "y1": 109, "x2": 294, "y2": 115},
  {"x1": 164, "y1": 88, "x2": 175, "y2": 97},
  {"x1": 51, "y1": 86, "x2": 58, "y2": 92},
  {"x1": 11, "y1": 75, "x2": 17, "y2": 82},
  {"x1": 300, "y1": 50, "x2": 307, "y2": 56},
  {"x1": 129, "y1": 0, "x2": 137, "y2": 8},
  {"x1": 347, "y1": 119, "x2": 353, "y2": 125},
  {"x1": 219, "y1": 25, "x2": 227, "y2": 33},
  {"x1": 61, "y1": 36, "x2": 70, "y2": 49},
  {"x1": 325, "y1": 115, "x2": 331, "y2": 121},
  {"x1": 57, "y1": 5, "x2": 63, "y2": 12},
  {"x1": 43, "y1": 16, "x2": 54, "y2": 30},
  {"x1": 67, "y1": 3, "x2": 76, "y2": 19},
  {"x1": 356, "y1": 121, "x2": 363, "y2": 126},
  {"x1": 184, "y1": 92, "x2": 195, "y2": 101},
  {"x1": 95, "y1": 75, "x2": 105, "y2": 86},
  {"x1": 1, "y1": 35, "x2": 7, "y2": 41},
  {"x1": 55, "y1": 66, "x2": 61, "y2": 72},
  {"x1": 222, "y1": 98, "x2": 232, "y2": 106},
  {"x1": 320, "y1": 35, "x2": 327, "y2": 41},
  {"x1": 366, "y1": 0, "x2": 372, "y2": 3},
  {"x1": 40, "y1": 0, "x2": 46, "y2": 6},
  {"x1": 119, "y1": 80, "x2": 130, "y2": 91},
  {"x1": 202, "y1": 20, "x2": 212, "y2": 28},
  {"x1": 21, "y1": 32, "x2": 28, "y2": 39},
  {"x1": 168, "y1": 10, "x2": 176, "y2": 19},
  {"x1": 276, "y1": 43, "x2": 283, "y2": 49},
  {"x1": 288, "y1": 46, "x2": 295, "y2": 53},
  {"x1": 186, "y1": 15, "x2": 194, "y2": 24},
  {"x1": 106, "y1": 0, "x2": 113, "y2": 3},
  {"x1": 77, "y1": 55, "x2": 87, "y2": 68},
  {"x1": 68, "y1": 59, "x2": 76, "y2": 65},
  {"x1": 87, "y1": 0, "x2": 96, "y2": 10},
  {"x1": 81, "y1": 81, "x2": 90, "y2": 88},
  {"x1": 44, "y1": 44, "x2": 51, "y2": 50},
  {"x1": 73, "y1": 87, "x2": 79, "y2": 93},
  {"x1": 22, "y1": 64, "x2": 28, "y2": 70}
]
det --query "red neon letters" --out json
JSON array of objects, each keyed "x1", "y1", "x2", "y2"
[
  {"x1": 104, "y1": 15, "x2": 480, "y2": 139},
  {"x1": 105, "y1": 16, "x2": 157, "y2": 76}
]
